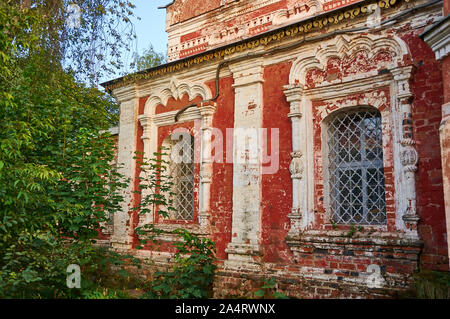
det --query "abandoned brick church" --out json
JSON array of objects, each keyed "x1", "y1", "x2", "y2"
[{"x1": 101, "y1": 0, "x2": 450, "y2": 298}]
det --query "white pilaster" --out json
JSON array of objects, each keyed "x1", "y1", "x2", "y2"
[
  {"x1": 225, "y1": 60, "x2": 264, "y2": 266},
  {"x1": 137, "y1": 115, "x2": 155, "y2": 226},
  {"x1": 283, "y1": 84, "x2": 305, "y2": 238},
  {"x1": 199, "y1": 104, "x2": 216, "y2": 229},
  {"x1": 110, "y1": 85, "x2": 140, "y2": 250},
  {"x1": 392, "y1": 66, "x2": 420, "y2": 239}
]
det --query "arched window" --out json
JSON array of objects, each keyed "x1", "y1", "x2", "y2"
[
  {"x1": 326, "y1": 108, "x2": 386, "y2": 225},
  {"x1": 162, "y1": 132, "x2": 195, "y2": 221}
]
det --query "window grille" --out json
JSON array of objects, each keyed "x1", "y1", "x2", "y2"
[
  {"x1": 327, "y1": 109, "x2": 386, "y2": 225},
  {"x1": 166, "y1": 133, "x2": 195, "y2": 220}
]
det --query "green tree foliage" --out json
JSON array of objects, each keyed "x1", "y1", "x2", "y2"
[
  {"x1": 0, "y1": 2, "x2": 131, "y2": 297},
  {"x1": 0, "y1": 1, "x2": 215, "y2": 299},
  {"x1": 132, "y1": 44, "x2": 167, "y2": 72},
  {"x1": 16, "y1": 0, "x2": 138, "y2": 84}
]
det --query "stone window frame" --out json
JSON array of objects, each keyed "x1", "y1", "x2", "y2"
[
  {"x1": 315, "y1": 92, "x2": 393, "y2": 231},
  {"x1": 283, "y1": 34, "x2": 419, "y2": 240},
  {"x1": 137, "y1": 79, "x2": 216, "y2": 237}
]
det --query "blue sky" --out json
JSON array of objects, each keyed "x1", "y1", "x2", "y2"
[
  {"x1": 99, "y1": 1, "x2": 169, "y2": 84},
  {"x1": 132, "y1": 0, "x2": 169, "y2": 56}
]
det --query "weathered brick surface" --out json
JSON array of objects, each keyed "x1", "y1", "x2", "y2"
[
  {"x1": 164, "y1": 0, "x2": 366, "y2": 61},
  {"x1": 213, "y1": 265, "x2": 416, "y2": 299},
  {"x1": 401, "y1": 30, "x2": 449, "y2": 272},
  {"x1": 109, "y1": 0, "x2": 450, "y2": 299}
]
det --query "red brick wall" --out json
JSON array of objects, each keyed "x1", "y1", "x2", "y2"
[
  {"x1": 402, "y1": 31, "x2": 449, "y2": 271},
  {"x1": 128, "y1": 18, "x2": 449, "y2": 299},
  {"x1": 214, "y1": 32, "x2": 448, "y2": 298},
  {"x1": 132, "y1": 94, "x2": 203, "y2": 252},
  {"x1": 261, "y1": 61, "x2": 294, "y2": 263},
  {"x1": 206, "y1": 76, "x2": 235, "y2": 260},
  {"x1": 443, "y1": 57, "x2": 450, "y2": 104},
  {"x1": 167, "y1": 0, "x2": 222, "y2": 25}
]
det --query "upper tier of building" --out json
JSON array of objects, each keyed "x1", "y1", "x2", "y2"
[{"x1": 162, "y1": 0, "x2": 363, "y2": 61}]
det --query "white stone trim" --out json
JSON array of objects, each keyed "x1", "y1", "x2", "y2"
[
  {"x1": 283, "y1": 84, "x2": 308, "y2": 236},
  {"x1": 143, "y1": 78, "x2": 212, "y2": 116},
  {"x1": 284, "y1": 34, "x2": 418, "y2": 238},
  {"x1": 391, "y1": 65, "x2": 420, "y2": 238},
  {"x1": 288, "y1": 34, "x2": 408, "y2": 85},
  {"x1": 109, "y1": 84, "x2": 140, "y2": 250},
  {"x1": 137, "y1": 80, "x2": 215, "y2": 233},
  {"x1": 199, "y1": 105, "x2": 216, "y2": 228},
  {"x1": 421, "y1": 15, "x2": 450, "y2": 61},
  {"x1": 165, "y1": 0, "x2": 287, "y2": 61},
  {"x1": 225, "y1": 58, "x2": 264, "y2": 267}
]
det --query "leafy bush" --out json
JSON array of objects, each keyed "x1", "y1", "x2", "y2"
[
  {"x1": 134, "y1": 150, "x2": 217, "y2": 299},
  {"x1": 254, "y1": 278, "x2": 290, "y2": 299},
  {"x1": 0, "y1": 2, "x2": 130, "y2": 298}
]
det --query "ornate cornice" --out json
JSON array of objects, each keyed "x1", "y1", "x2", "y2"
[
  {"x1": 102, "y1": 0, "x2": 411, "y2": 92},
  {"x1": 420, "y1": 14, "x2": 450, "y2": 60}
]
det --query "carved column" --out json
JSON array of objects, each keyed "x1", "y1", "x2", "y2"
[
  {"x1": 137, "y1": 114, "x2": 154, "y2": 226},
  {"x1": 138, "y1": 115, "x2": 153, "y2": 161},
  {"x1": 110, "y1": 85, "x2": 140, "y2": 250},
  {"x1": 199, "y1": 103, "x2": 216, "y2": 230},
  {"x1": 283, "y1": 84, "x2": 305, "y2": 239},
  {"x1": 392, "y1": 66, "x2": 419, "y2": 238}
]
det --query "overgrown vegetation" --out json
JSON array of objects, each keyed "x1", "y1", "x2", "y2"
[
  {"x1": 0, "y1": 2, "x2": 133, "y2": 297},
  {"x1": 254, "y1": 278, "x2": 289, "y2": 299},
  {"x1": 414, "y1": 270, "x2": 450, "y2": 299},
  {"x1": 134, "y1": 150, "x2": 217, "y2": 299},
  {"x1": 1, "y1": 1, "x2": 206, "y2": 299},
  {"x1": 16, "y1": 0, "x2": 139, "y2": 84}
]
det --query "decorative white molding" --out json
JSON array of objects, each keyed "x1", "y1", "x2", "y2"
[
  {"x1": 400, "y1": 147, "x2": 419, "y2": 172},
  {"x1": 285, "y1": 34, "x2": 417, "y2": 239},
  {"x1": 110, "y1": 88, "x2": 140, "y2": 250},
  {"x1": 165, "y1": 0, "x2": 294, "y2": 61},
  {"x1": 289, "y1": 34, "x2": 408, "y2": 86},
  {"x1": 289, "y1": 151, "x2": 304, "y2": 180},
  {"x1": 143, "y1": 78, "x2": 212, "y2": 116},
  {"x1": 283, "y1": 84, "x2": 306, "y2": 238},
  {"x1": 111, "y1": 84, "x2": 139, "y2": 103},
  {"x1": 199, "y1": 105, "x2": 216, "y2": 229},
  {"x1": 225, "y1": 59, "x2": 264, "y2": 267},
  {"x1": 421, "y1": 15, "x2": 450, "y2": 61},
  {"x1": 391, "y1": 66, "x2": 420, "y2": 238},
  {"x1": 137, "y1": 80, "x2": 215, "y2": 233}
]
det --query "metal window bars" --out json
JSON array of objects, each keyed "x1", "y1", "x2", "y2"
[
  {"x1": 327, "y1": 109, "x2": 387, "y2": 225},
  {"x1": 167, "y1": 133, "x2": 195, "y2": 220}
]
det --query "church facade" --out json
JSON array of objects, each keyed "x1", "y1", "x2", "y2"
[{"x1": 101, "y1": 0, "x2": 450, "y2": 298}]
